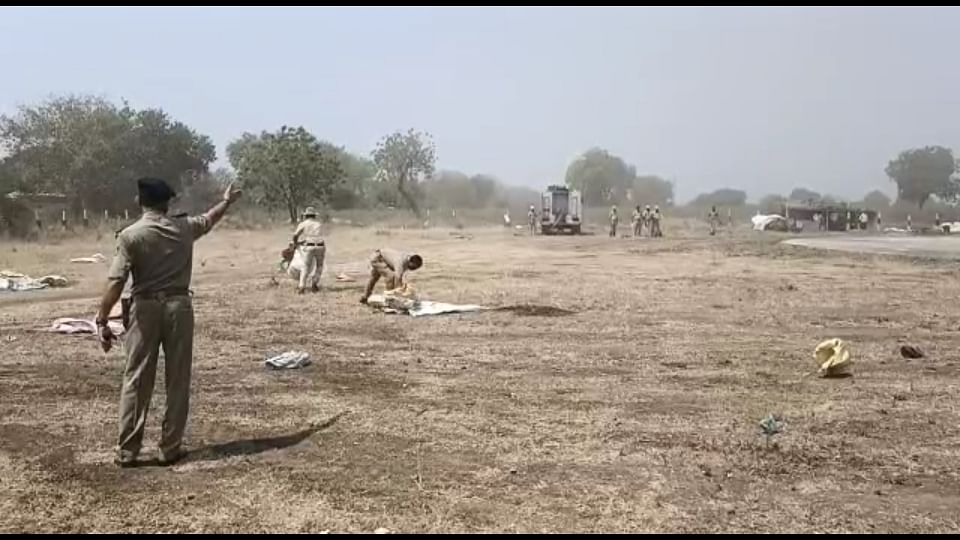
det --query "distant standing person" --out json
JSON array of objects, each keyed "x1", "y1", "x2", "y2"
[
  {"x1": 292, "y1": 206, "x2": 325, "y2": 294},
  {"x1": 708, "y1": 205, "x2": 720, "y2": 236},
  {"x1": 96, "y1": 177, "x2": 242, "y2": 468},
  {"x1": 632, "y1": 205, "x2": 643, "y2": 238},
  {"x1": 651, "y1": 205, "x2": 663, "y2": 237},
  {"x1": 876, "y1": 211, "x2": 882, "y2": 232},
  {"x1": 609, "y1": 206, "x2": 619, "y2": 238},
  {"x1": 907, "y1": 214, "x2": 913, "y2": 231},
  {"x1": 858, "y1": 211, "x2": 868, "y2": 231},
  {"x1": 935, "y1": 212, "x2": 942, "y2": 228},
  {"x1": 527, "y1": 204, "x2": 537, "y2": 235}
]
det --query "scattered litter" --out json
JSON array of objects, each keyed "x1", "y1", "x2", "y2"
[
  {"x1": 900, "y1": 345, "x2": 924, "y2": 359},
  {"x1": 38, "y1": 275, "x2": 69, "y2": 288},
  {"x1": 70, "y1": 253, "x2": 107, "y2": 264},
  {"x1": 49, "y1": 318, "x2": 124, "y2": 336},
  {"x1": 335, "y1": 272, "x2": 355, "y2": 283},
  {"x1": 814, "y1": 338, "x2": 852, "y2": 377},
  {"x1": 265, "y1": 351, "x2": 312, "y2": 370},
  {"x1": 1, "y1": 271, "x2": 69, "y2": 292}
]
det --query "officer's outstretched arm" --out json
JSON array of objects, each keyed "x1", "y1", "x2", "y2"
[{"x1": 202, "y1": 182, "x2": 243, "y2": 230}]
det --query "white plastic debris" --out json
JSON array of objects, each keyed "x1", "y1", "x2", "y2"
[
  {"x1": 264, "y1": 351, "x2": 312, "y2": 370},
  {"x1": 70, "y1": 253, "x2": 107, "y2": 264}
]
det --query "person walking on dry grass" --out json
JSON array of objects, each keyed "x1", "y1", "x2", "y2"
[
  {"x1": 360, "y1": 248, "x2": 423, "y2": 304},
  {"x1": 292, "y1": 206, "x2": 325, "y2": 294},
  {"x1": 95, "y1": 177, "x2": 241, "y2": 468},
  {"x1": 708, "y1": 205, "x2": 720, "y2": 236},
  {"x1": 609, "y1": 205, "x2": 619, "y2": 238}
]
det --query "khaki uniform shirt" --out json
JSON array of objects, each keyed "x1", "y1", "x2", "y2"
[
  {"x1": 374, "y1": 248, "x2": 413, "y2": 284},
  {"x1": 295, "y1": 218, "x2": 324, "y2": 244},
  {"x1": 108, "y1": 211, "x2": 211, "y2": 296}
]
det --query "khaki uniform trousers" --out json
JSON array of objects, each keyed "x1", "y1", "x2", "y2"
[
  {"x1": 364, "y1": 251, "x2": 400, "y2": 299},
  {"x1": 298, "y1": 244, "x2": 326, "y2": 290},
  {"x1": 117, "y1": 293, "x2": 194, "y2": 462}
]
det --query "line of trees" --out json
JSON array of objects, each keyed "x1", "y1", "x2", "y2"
[
  {"x1": 563, "y1": 147, "x2": 674, "y2": 207},
  {"x1": 0, "y1": 95, "x2": 541, "y2": 231},
  {"x1": 687, "y1": 146, "x2": 960, "y2": 215},
  {"x1": 4, "y1": 95, "x2": 958, "y2": 234}
]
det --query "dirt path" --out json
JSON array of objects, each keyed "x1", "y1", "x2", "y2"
[{"x1": 783, "y1": 234, "x2": 960, "y2": 260}]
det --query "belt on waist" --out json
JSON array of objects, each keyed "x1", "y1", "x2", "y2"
[{"x1": 133, "y1": 288, "x2": 192, "y2": 300}]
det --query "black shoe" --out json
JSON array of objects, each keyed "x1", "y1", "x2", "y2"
[{"x1": 311, "y1": 285, "x2": 320, "y2": 293}]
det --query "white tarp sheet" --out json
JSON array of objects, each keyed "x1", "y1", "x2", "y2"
[
  {"x1": 366, "y1": 293, "x2": 487, "y2": 317},
  {"x1": 752, "y1": 214, "x2": 787, "y2": 231}
]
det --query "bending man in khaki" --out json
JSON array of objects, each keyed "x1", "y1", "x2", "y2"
[
  {"x1": 359, "y1": 248, "x2": 423, "y2": 304},
  {"x1": 96, "y1": 177, "x2": 241, "y2": 468},
  {"x1": 293, "y1": 206, "x2": 325, "y2": 294}
]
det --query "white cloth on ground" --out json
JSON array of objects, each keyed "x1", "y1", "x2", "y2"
[
  {"x1": 49, "y1": 318, "x2": 124, "y2": 336},
  {"x1": 265, "y1": 351, "x2": 312, "y2": 370}
]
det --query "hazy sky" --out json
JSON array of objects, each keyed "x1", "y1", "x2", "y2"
[{"x1": 2, "y1": 6, "x2": 959, "y2": 202}]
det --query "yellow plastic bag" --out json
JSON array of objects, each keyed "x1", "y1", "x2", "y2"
[{"x1": 814, "y1": 338, "x2": 852, "y2": 377}]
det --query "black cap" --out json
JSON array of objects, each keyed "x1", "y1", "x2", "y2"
[{"x1": 137, "y1": 177, "x2": 176, "y2": 205}]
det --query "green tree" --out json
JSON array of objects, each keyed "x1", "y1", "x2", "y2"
[
  {"x1": 329, "y1": 150, "x2": 377, "y2": 210},
  {"x1": 689, "y1": 188, "x2": 748, "y2": 208},
  {"x1": 372, "y1": 129, "x2": 436, "y2": 218},
  {"x1": 788, "y1": 187, "x2": 821, "y2": 203},
  {"x1": 758, "y1": 194, "x2": 786, "y2": 213},
  {"x1": 862, "y1": 189, "x2": 892, "y2": 210},
  {"x1": 0, "y1": 95, "x2": 214, "y2": 213},
  {"x1": 227, "y1": 126, "x2": 342, "y2": 223},
  {"x1": 631, "y1": 175, "x2": 674, "y2": 207},
  {"x1": 885, "y1": 146, "x2": 958, "y2": 209},
  {"x1": 469, "y1": 174, "x2": 499, "y2": 207},
  {"x1": 564, "y1": 148, "x2": 636, "y2": 205}
]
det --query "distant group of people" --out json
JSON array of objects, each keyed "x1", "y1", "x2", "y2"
[
  {"x1": 811, "y1": 210, "x2": 880, "y2": 232},
  {"x1": 614, "y1": 204, "x2": 662, "y2": 238}
]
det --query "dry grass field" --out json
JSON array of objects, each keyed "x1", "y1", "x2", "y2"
[{"x1": 2, "y1": 221, "x2": 960, "y2": 532}]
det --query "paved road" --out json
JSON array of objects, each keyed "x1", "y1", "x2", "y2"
[{"x1": 782, "y1": 234, "x2": 960, "y2": 260}]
